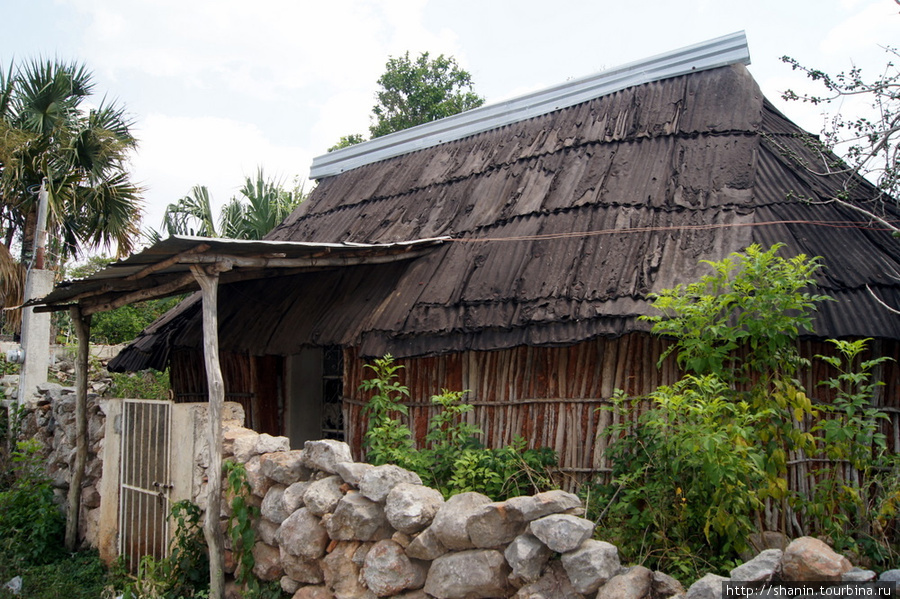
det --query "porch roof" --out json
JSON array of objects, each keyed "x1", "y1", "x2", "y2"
[{"x1": 23, "y1": 235, "x2": 448, "y2": 316}]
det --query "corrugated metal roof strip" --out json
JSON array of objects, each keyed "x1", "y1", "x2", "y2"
[{"x1": 309, "y1": 31, "x2": 750, "y2": 179}]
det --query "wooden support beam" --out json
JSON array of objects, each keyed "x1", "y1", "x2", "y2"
[
  {"x1": 191, "y1": 264, "x2": 226, "y2": 599},
  {"x1": 65, "y1": 305, "x2": 90, "y2": 551},
  {"x1": 124, "y1": 243, "x2": 211, "y2": 281}
]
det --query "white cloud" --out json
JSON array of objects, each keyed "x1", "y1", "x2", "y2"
[
  {"x1": 821, "y1": 0, "x2": 898, "y2": 57},
  {"x1": 131, "y1": 114, "x2": 311, "y2": 233}
]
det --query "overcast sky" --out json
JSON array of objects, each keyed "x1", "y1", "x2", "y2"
[{"x1": 3, "y1": 0, "x2": 898, "y2": 246}]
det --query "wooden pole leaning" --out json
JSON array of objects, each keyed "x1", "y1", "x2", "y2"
[{"x1": 190, "y1": 262, "x2": 230, "y2": 599}]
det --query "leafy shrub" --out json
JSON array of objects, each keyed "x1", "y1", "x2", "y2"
[
  {"x1": 0, "y1": 549, "x2": 111, "y2": 599},
  {"x1": 589, "y1": 245, "x2": 898, "y2": 579},
  {"x1": 107, "y1": 369, "x2": 171, "y2": 400},
  {"x1": 360, "y1": 355, "x2": 558, "y2": 500},
  {"x1": 0, "y1": 439, "x2": 65, "y2": 566}
]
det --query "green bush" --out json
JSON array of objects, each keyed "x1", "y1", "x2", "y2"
[
  {"x1": 0, "y1": 439, "x2": 65, "y2": 566},
  {"x1": 360, "y1": 355, "x2": 558, "y2": 500},
  {"x1": 589, "y1": 244, "x2": 898, "y2": 579},
  {"x1": 107, "y1": 369, "x2": 171, "y2": 400}
]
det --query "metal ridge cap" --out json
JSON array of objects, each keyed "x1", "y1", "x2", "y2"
[{"x1": 310, "y1": 31, "x2": 749, "y2": 179}]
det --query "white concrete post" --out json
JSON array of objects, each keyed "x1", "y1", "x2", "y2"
[{"x1": 17, "y1": 269, "x2": 54, "y2": 405}]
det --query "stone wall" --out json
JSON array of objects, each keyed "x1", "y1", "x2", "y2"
[
  {"x1": 222, "y1": 428, "x2": 887, "y2": 599},
  {"x1": 13, "y1": 383, "x2": 107, "y2": 547}
]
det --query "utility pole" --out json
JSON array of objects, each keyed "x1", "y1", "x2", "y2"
[{"x1": 16, "y1": 180, "x2": 54, "y2": 405}]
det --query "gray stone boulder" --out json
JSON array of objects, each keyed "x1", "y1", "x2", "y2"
[
  {"x1": 256, "y1": 518, "x2": 279, "y2": 546},
  {"x1": 652, "y1": 571, "x2": 685, "y2": 598},
  {"x1": 385, "y1": 483, "x2": 444, "y2": 534},
  {"x1": 528, "y1": 514, "x2": 594, "y2": 553},
  {"x1": 335, "y1": 461, "x2": 374, "y2": 486},
  {"x1": 406, "y1": 526, "x2": 448, "y2": 561},
  {"x1": 781, "y1": 537, "x2": 852, "y2": 581},
  {"x1": 512, "y1": 561, "x2": 585, "y2": 598},
  {"x1": 243, "y1": 455, "x2": 274, "y2": 498},
  {"x1": 362, "y1": 539, "x2": 427, "y2": 596},
  {"x1": 283, "y1": 481, "x2": 310, "y2": 513},
  {"x1": 257, "y1": 433, "x2": 291, "y2": 454},
  {"x1": 358, "y1": 464, "x2": 423, "y2": 503},
  {"x1": 467, "y1": 501, "x2": 529, "y2": 548},
  {"x1": 261, "y1": 484, "x2": 291, "y2": 524},
  {"x1": 260, "y1": 449, "x2": 310, "y2": 485},
  {"x1": 280, "y1": 576, "x2": 300, "y2": 595},
  {"x1": 280, "y1": 548, "x2": 324, "y2": 584},
  {"x1": 326, "y1": 491, "x2": 393, "y2": 541},
  {"x1": 424, "y1": 549, "x2": 511, "y2": 599},
  {"x1": 430, "y1": 491, "x2": 492, "y2": 550},
  {"x1": 596, "y1": 565, "x2": 652, "y2": 599},
  {"x1": 322, "y1": 540, "x2": 376, "y2": 599},
  {"x1": 291, "y1": 587, "x2": 333, "y2": 599},
  {"x1": 506, "y1": 490, "x2": 583, "y2": 522},
  {"x1": 224, "y1": 427, "x2": 260, "y2": 461},
  {"x1": 302, "y1": 440, "x2": 353, "y2": 473},
  {"x1": 730, "y1": 549, "x2": 782, "y2": 582},
  {"x1": 505, "y1": 533, "x2": 552, "y2": 585},
  {"x1": 251, "y1": 542, "x2": 284, "y2": 581},
  {"x1": 561, "y1": 539, "x2": 621, "y2": 595},
  {"x1": 276, "y1": 508, "x2": 329, "y2": 559},
  {"x1": 303, "y1": 475, "x2": 345, "y2": 516},
  {"x1": 686, "y1": 573, "x2": 730, "y2": 599},
  {"x1": 843, "y1": 568, "x2": 877, "y2": 582}
]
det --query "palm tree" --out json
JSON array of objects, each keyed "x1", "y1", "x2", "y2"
[
  {"x1": 0, "y1": 58, "x2": 143, "y2": 267},
  {"x1": 156, "y1": 169, "x2": 303, "y2": 241}
]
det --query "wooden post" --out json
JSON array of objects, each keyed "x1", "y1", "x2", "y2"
[
  {"x1": 65, "y1": 305, "x2": 90, "y2": 551},
  {"x1": 191, "y1": 264, "x2": 227, "y2": 599}
]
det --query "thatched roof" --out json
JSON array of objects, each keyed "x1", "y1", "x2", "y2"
[{"x1": 110, "y1": 43, "x2": 900, "y2": 371}]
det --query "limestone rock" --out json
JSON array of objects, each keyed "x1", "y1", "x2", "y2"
[
  {"x1": 467, "y1": 501, "x2": 528, "y2": 548},
  {"x1": 843, "y1": 568, "x2": 876, "y2": 582},
  {"x1": 335, "y1": 461, "x2": 374, "y2": 486},
  {"x1": 261, "y1": 484, "x2": 291, "y2": 524},
  {"x1": 292, "y1": 586, "x2": 334, "y2": 599},
  {"x1": 224, "y1": 427, "x2": 259, "y2": 461},
  {"x1": 430, "y1": 491, "x2": 492, "y2": 550},
  {"x1": 260, "y1": 450, "x2": 311, "y2": 485},
  {"x1": 406, "y1": 526, "x2": 448, "y2": 561},
  {"x1": 358, "y1": 464, "x2": 422, "y2": 503},
  {"x1": 528, "y1": 514, "x2": 594, "y2": 553},
  {"x1": 303, "y1": 440, "x2": 353, "y2": 474},
  {"x1": 303, "y1": 475, "x2": 345, "y2": 516},
  {"x1": 730, "y1": 549, "x2": 783, "y2": 582},
  {"x1": 276, "y1": 508, "x2": 329, "y2": 559},
  {"x1": 257, "y1": 433, "x2": 291, "y2": 454},
  {"x1": 322, "y1": 541, "x2": 377, "y2": 599},
  {"x1": 597, "y1": 565, "x2": 652, "y2": 599},
  {"x1": 284, "y1": 481, "x2": 311, "y2": 513},
  {"x1": 652, "y1": 571, "x2": 685, "y2": 598},
  {"x1": 362, "y1": 539, "x2": 427, "y2": 597},
  {"x1": 243, "y1": 455, "x2": 274, "y2": 498},
  {"x1": 281, "y1": 548, "x2": 325, "y2": 584},
  {"x1": 281, "y1": 576, "x2": 301, "y2": 595},
  {"x1": 424, "y1": 549, "x2": 511, "y2": 599},
  {"x1": 506, "y1": 490, "x2": 583, "y2": 522},
  {"x1": 251, "y1": 542, "x2": 284, "y2": 581},
  {"x1": 385, "y1": 483, "x2": 444, "y2": 534},
  {"x1": 505, "y1": 533, "x2": 552, "y2": 585},
  {"x1": 561, "y1": 539, "x2": 621, "y2": 595},
  {"x1": 326, "y1": 491, "x2": 393, "y2": 541},
  {"x1": 781, "y1": 537, "x2": 852, "y2": 581},
  {"x1": 512, "y1": 561, "x2": 585, "y2": 598},
  {"x1": 256, "y1": 518, "x2": 280, "y2": 546},
  {"x1": 685, "y1": 574, "x2": 730, "y2": 599}
]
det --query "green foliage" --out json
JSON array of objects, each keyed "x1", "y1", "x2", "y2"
[
  {"x1": 370, "y1": 51, "x2": 484, "y2": 139},
  {"x1": 805, "y1": 339, "x2": 893, "y2": 554},
  {"x1": 155, "y1": 169, "x2": 303, "y2": 242},
  {"x1": 327, "y1": 134, "x2": 365, "y2": 152},
  {"x1": 591, "y1": 244, "x2": 898, "y2": 579},
  {"x1": 360, "y1": 356, "x2": 557, "y2": 500},
  {"x1": 223, "y1": 461, "x2": 282, "y2": 599},
  {"x1": 0, "y1": 549, "x2": 111, "y2": 599},
  {"x1": 118, "y1": 500, "x2": 210, "y2": 599},
  {"x1": 0, "y1": 439, "x2": 65, "y2": 566},
  {"x1": 106, "y1": 369, "x2": 171, "y2": 400}
]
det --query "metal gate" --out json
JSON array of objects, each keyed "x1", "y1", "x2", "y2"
[{"x1": 118, "y1": 399, "x2": 173, "y2": 571}]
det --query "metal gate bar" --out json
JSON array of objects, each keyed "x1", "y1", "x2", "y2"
[{"x1": 118, "y1": 399, "x2": 172, "y2": 572}]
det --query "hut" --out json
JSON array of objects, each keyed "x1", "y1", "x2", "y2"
[{"x1": 109, "y1": 32, "x2": 900, "y2": 485}]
